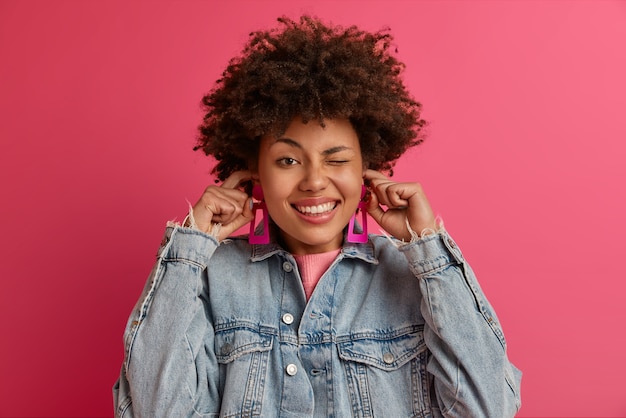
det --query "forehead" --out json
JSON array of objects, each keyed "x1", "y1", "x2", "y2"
[{"x1": 262, "y1": 117, "x2": 360, "y2": 152}]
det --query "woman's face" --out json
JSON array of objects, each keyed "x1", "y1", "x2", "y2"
[{"x1": 257, "y1": 117, "x2": 365, "y2": 254}]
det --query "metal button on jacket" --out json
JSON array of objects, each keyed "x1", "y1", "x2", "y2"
[
  {"x1": 286, "y1": 364, "x2": 298, "y2": 376},
  {"x1": 282, "y1": 313, "x2": 294, "y2": 325},
  {"x1": 282, "y1": 262, "x2": 293, "y2": 272},
  {"x1": 221, "y1": 343, "x2": 232, "y2": 355},
  {"x1": 383, "y1": 352, "x2": 395, "y2": 364}
]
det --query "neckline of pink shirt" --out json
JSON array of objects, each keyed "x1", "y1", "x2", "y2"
[{"x1": 292, "y1": 249, "x2": 341, "y2": 301}]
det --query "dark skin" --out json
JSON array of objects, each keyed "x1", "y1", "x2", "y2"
[{"x1": 190, "y1": 120, "x2": 436, "y2": 249}]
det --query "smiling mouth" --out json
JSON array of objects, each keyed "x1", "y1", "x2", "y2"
[{"x1": 293, "y1": 202, "x2": 338, "y2": 216}]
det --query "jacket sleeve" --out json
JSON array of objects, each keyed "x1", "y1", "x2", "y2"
[
  {"x1": 399, "y1": 231, "x2": 522, "y2": 417},
  {"x1": 113, "y1": 225, "x2": 221, "y2": 418}
]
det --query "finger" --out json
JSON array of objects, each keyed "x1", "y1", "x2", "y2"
[
  {"x1": 207, "y1": 195, "x2": 245, "y2": 224},
  {"x1": 221, "y1": 170, "x2": 254, "y2": 189},
  {"x1": 212, "y1": 185, "x2": 254, "y2": 215},
  {"x1": 384, "y1": 183, "x2": 411, "y2": 208},
  {"x1": 364, "y1": 188, "x2": 387, "y2": 226},
  {"x1": 363, "y1": 169, "x2": 390, "y2": 182},
  {"x1": 369, "y1": 180, "x2": 396, "y2": 208},
  {"x1": 364, "y1": 170, "x2": 391, "y2": 192},
  {"x1": 195, "y1": 187, "x2": 247, "y2": 227},
  {"x1": 202, "y1": 200, "x2": 238, "y2": 224},
  {"x1": 209, "y1": 186, "x2": 249, "y2": 206},
  {"x1": 364, "y1": 171, "x2": 400, "y2": 206},
  {"x1": 216, "y1": 197, "x2": 255, "y2": 240},
  {"x1": 213, "y1": 187, "x2": 250, "y2": 207},
  {"x1": 370, "y1": 178, "x2": 422, "y2": 209}
]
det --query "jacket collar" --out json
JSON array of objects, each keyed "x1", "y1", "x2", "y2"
[{"x1": 249, "y1": 223, "x2": 378, "y2": 265}]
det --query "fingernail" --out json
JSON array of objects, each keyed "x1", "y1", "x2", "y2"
[{"x1": 249, "y1": 199, "x2": 254, "y2": 210}]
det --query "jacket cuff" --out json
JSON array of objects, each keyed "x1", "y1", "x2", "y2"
[
  {"x1": 398, "y1": 230, "x2": 465, "y2": 277},
  {"x1": 179, "y1": 201, "x2": 223, "y2": 239},
  {"x1": 159, "y1": 223, "x2": 220, "y2": 267}
]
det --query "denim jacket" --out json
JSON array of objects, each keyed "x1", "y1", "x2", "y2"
[{"x1": 113, "y1": 225, "x2": 521, "y2": 417}]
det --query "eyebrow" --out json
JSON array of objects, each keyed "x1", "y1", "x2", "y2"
[{"x1": 272, "y1": 138, "x2": 353, "y2": 155}]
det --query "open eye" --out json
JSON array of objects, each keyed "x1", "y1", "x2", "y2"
[{"x1": 277, "y1": 157, "x2": 299, "y2": 166}]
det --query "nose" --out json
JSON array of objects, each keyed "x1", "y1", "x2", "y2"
[{"x1": 299, "y1": 164, "x2": 328, "y2": 192}]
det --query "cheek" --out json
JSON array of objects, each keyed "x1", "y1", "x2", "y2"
[
  {"x1": 338, "y1": 178, "x2": 364, "y2": 208},
  {"x1": 258, "y1": 173, "x2": 294, "y2": 213},
  {"x1": 343, "y1": 168, "x2": 365, "y2": 193},
  {"x1": 260, "y1": 181, "x2": 284, "y2": 204}
]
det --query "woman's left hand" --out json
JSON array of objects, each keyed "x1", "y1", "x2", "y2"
[{"x1": 364, "y1": 169, "x2": 437, "y2": 241}]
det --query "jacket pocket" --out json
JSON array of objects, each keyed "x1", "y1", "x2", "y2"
[
  {"x1": 338, "y1": 328, "x2": 435, "y2": 418},
  {"x1": 214, "y1": 325, "x2": 274, "y2": 418}
]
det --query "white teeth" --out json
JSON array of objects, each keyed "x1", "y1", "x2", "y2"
[{"x1": 295, "y1": 202, "x2": 335, "y2": 215}]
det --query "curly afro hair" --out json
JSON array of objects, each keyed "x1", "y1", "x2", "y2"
[{"x1": 194, "y1": 15, "x2": 427, "y2": 181}]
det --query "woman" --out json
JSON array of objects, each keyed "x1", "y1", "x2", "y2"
[{"x1": 114, "y1": 15, "x2": 521, "y2": 417}]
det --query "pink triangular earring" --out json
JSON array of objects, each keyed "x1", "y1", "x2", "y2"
[
  {"x1": 347, "y1": 185, "x2": 368, "y2": 243},
  {"x1": 249, "y1": 185, "x2": 270, "y2": 244}
]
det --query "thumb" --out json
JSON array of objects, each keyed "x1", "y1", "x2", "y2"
[{"x1": 364, "y1": 189, "x2": 386, "y2": 228}]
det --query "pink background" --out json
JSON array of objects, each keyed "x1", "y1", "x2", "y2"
[{"x1": 1, "y1": 1, "x2": 625, "y2": 416}]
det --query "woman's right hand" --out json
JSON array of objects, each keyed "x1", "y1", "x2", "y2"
[{"x1": 190, "y1": 170, "x2": 255, "y2": 241}]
